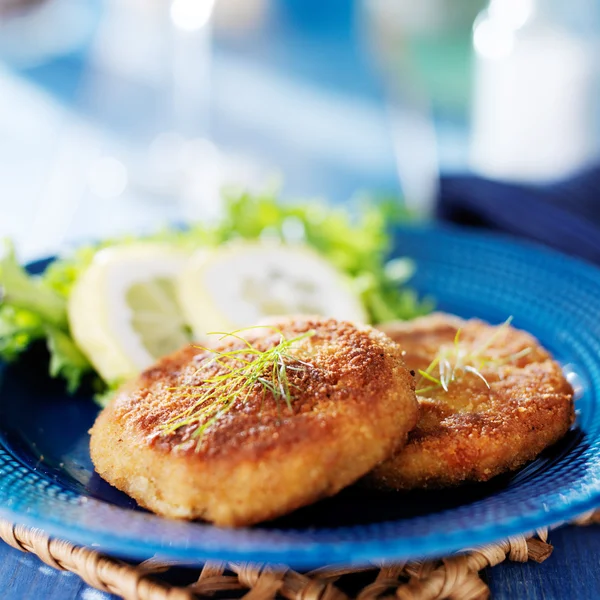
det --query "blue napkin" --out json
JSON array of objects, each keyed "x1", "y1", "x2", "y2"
[{"x1": 437, "y1": 166, "x2": 600, "y2": 265}]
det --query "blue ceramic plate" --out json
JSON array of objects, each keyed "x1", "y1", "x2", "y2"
[{"x1": 1, "y1": 224, "x2": 599, "y2": 567}]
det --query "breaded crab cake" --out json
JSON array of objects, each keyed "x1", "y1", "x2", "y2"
[
  {"x1": 90, "y1": 317, "x2": 418, "y2": 526},
  {"x1": 370, "y1": 313, "x2": 575, "y2": 490}
]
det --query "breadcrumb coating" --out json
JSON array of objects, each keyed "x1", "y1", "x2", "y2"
[
  {"x1": 370, "y1": 313, "x2": 575, "y2": 489},
  {"x1": 90, "y1": 317, "x2": 418, "y2": 526}
]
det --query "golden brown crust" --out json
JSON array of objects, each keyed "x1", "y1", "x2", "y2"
[
  {"x1": 90, "y1": 317, "x2": 418, "y2": 526},
  {"x1": 370, "y1": 313, "x2": 575, "y2": 490}
]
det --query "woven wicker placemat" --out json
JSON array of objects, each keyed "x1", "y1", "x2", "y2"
[{"x1": 2, "y1": 511, "x2": 600, "y2": 600}]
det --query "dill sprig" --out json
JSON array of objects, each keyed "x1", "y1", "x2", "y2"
[
  {"x1": 415, "y1": 317, "x2": 532, "y2": 395},
  {"x1": 160, "y1": 327, "x2": 315, "y2": 444}
]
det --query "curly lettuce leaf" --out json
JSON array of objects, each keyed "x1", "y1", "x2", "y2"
[
  {"x1": 45, "y1": 326, "x2": 92, "y2": 394},
  {"x1": 0, "y1": 241, "x2": 67, "y2": 327},
  {"x1": 40, "y1": 191, "x2": 432, "y2": 325},
  {"x1": 0, "y1": 241, "x2": 92, "y2": 389},
  {"x1": 1, "y1": 190, "x2": 432, "y2": 398},
  {"x1": 0, "y1": 304, "x2": 45, "y2": 361}
]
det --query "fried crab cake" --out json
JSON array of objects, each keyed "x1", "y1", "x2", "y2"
[
  {"x1": 90, "y1": 317, "x2": 418, "y2": 527},
  {"x1": 369, "y1": 313, "x2": 575, "y2": 490}
]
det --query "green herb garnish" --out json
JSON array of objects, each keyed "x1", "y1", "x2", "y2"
[
  {"x1": 415, "y1": 317, "x2": 532, "y2": 395},
  {"x1": 161, "y1": 327, "x2": 315, "y2": 445}
]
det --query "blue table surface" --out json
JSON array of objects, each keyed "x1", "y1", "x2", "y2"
[{"x1": 2, "y1": 524, "x2": 600, "y2": 599}]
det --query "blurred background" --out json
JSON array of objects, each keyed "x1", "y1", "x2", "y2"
[{"x1": 2, "y1": 0, "x2": 600, "y2": 260}]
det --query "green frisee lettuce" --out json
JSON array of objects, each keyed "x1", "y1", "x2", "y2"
[{"x1": 0, "y1": 190, "x2": 433, "y2": 397}]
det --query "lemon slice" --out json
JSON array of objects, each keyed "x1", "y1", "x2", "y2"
[
  {"x1": 68, "y1": 244, "x2": 190, "y2": 382},
  {"x1": 177, "y1": 242, "x2": 367, "y2": 338}
]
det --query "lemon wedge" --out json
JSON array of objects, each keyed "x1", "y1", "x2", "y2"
[
  {"x1": 68, "y1": 244, "x2": 190, "y2": 382},
  {"x1": 177, "y1": 242, "x2": 367, "y2": 338}
]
